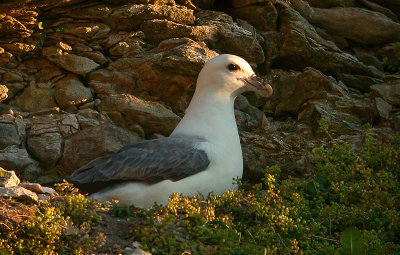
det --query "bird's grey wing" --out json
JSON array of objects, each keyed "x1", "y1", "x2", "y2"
[{"x1": 67, "y1": 136, "x2": 210, "y2": 190}]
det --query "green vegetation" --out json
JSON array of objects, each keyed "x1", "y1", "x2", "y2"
[
  {"x1": 121, "y1": 124, "x2": 400, "y2": 254},
  {"x1": 383, "y1": 42, "x2": 400, "y2": 73},
  {"x1": 0, "y1": 183, "x2": 105, "y2": 255},
  {"x1": 1, "y1": 123, "x2": 399, "y2": 254}
]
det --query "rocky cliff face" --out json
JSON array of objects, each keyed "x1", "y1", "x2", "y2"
[{"x1": 0, "y1": 0, "x2": 399, "y2": 182}]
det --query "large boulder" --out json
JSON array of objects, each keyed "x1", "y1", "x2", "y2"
[
  {"x1": 109, "y1": 4, "x2": 195, "y2": 31},
  {"x1": 0, "y1": 114, "x2": 25, "y2": 150},
  {"x1": 230, "y1": 1, "x2": 278, "y2": 31},
  {"x1": 106, "y1": 38, "x2": 218, "y2": 111},
  {"x1": 370, "y1": 0, "x2": 400, "y2": 18},
  {"x1": 13, "y1": 82, "x2": 57, "y2": 112},
  {"x1": 302, "y1": 0, "x2": 356, "y2": 8},
  {"x1": 43, "y1": 46, "x2": 100, "y2": 76},
  {"x1": 141, "y1": 10, "x2": 264, "y2": 63},
  {"x1": 97, "y1": 93, "x2": 181, "y2": 136},
  {"x1": 27, "y1": 114, "x2": 77, "y2": 168},
  {"x1": 264, "y1": 68, "x2": 348, "y2": 116},
  {"x1": 371, "y1": 82, "x2": 400, "y2": 106},
  {"x1": 60, "y1": 123, "x2": 136, "y2": 175},
  {"x1": 307, "y1": 7, "x2": 400, "y2": 45},
  {"x1": 61, "y1": 22, "x2": 111, "y2": 41},
  {"x1": 54, "y1": 74, "x2": 93, "y2": 110},
  {"x1": 0, "y1": 145, "x2": 42, "y2": 180},
  {"x1": 274, "y1": 2, "x2": 379, "y2": 77}
]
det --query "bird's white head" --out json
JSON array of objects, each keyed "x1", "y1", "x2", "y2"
[{"x1": 196, "y1": 54, "x2": 273, "y2": 99}]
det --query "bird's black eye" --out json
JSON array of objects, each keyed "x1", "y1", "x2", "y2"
[{"x1": 227, "y1": 64, "x2": 240, "y2": 71}]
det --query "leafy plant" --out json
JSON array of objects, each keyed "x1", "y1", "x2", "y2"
[
  {"x1": 0, "y1": 185, "x2": 105, "y2": 255},
  {"x1": 340, "y1": 227, "x2": 364, "y2": 255}
]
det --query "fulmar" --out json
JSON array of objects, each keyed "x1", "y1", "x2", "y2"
[{"x1": 67, "y1": 54, "x2": 273, "y2": 208}]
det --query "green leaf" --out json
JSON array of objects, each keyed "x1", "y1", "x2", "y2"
[{"x1": 340, "y1": 227, "x2": 364, "y2": 255}]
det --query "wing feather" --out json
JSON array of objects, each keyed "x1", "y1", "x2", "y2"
[{"x1": 67, "y1": 136, "x2": 210, "y2": 193}]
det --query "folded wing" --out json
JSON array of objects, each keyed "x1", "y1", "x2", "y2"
[{"x1": 67, "y1": 136, "x2": 210, "y2": 193}]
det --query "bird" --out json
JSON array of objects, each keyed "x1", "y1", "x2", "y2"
[{"x1": 67, "y1": 54, "x2": 273, "y2": 208}]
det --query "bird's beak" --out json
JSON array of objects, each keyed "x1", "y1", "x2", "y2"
[{"x1": 240, "y1": 74, "x2": 273, "y2": 97}]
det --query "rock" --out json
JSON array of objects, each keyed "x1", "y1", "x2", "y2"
[
  {"x1": 375, "y1": 97, "x2": 392, "y2": 119},
  {"x1": 48, "y1": 3, "x2": 111, "y2": 20},
  {"x1": 0, "y1": 197, "x2": 35, "y2": 231},
  {"x1": 0, "y1": 168, "x2": 20, "y2": 187},
  {"x1": 75, "y1": 108, "x2": 111, "y2": 128},
  {"x1": 0, "y1": 15, "x2": 33, "y2": 40},
  {"x1": 43, "y1": 46, "x2": 100, "y2": 76},
  {"x1": 0, "y1": 114, "x2": 26, "y2": 150},
  {"x1": 270, "y1": 68, "x2": 348, "y2": 116},
  {"x1": 60, "y1": 123, "x2": 136, "y2": 175},
  {"x1": 18, "y1": 182, "x2": 43, "y2": 193},
  {"x1": 141, "y1": 11, "x2": 264, "y2": 63},
  {"x1": 109, "y1": 4, "x2": 195, "y2": 31},
  {"x1": 58, "y1": 114, "x2": 80, "y2": 137},
  {"x1": 26, "y1": 113, "x2": 80, "y2": 169},
  {"x1": 260, "y1": 31, "x2": 280, "y2": 71},
  {"x1": 197, "y1": 10, "x2": 265, "y2": 63},
  {"x1": 13, "y1": 83, "x2": 57, "y2": 112},
  {"x1": 241, "y1": 120, "x2": 317, "y2": 178},
  {"x1": 54, "y1": 74, "x2": 93, "y2": 109},
  {"x1": 235, "y1": 95, "x2": 265, "y2": 126},
  {"x1": 335, "y1": 93, "x2": 377, "y2": 123},
  {"x1": 108, "y1": 38, "x2": 217, "y2": 111},
  {"x1": 98, "y1": 93, "x2": 181, "y2": 136},
  {"x1": 353, "y1": 49, "x2": 384, "y2": 71},
  {"x1": 230, "y1": 2, "x2": 278, "y2": 31},
  {"x1": 4, "y1": 83, "x2": 24, "y2": 101},
  {"x1": 25, "y1": 58, "x2": 64, "y2": 84},
  {"x1": 140, "y1": 19, "x2": 211, "y2": 45},
  {"x1": 19, "y1": 182, "x2": 57, "y2": 194},
  {"x1": 0, "y1": 84, "x2": 8, "y2": 102},
  {"x1": 369, "y1": 0, "x2": 400, "y2": 18},
  {"x1": 109, "y1": 40, "x2": 145, "y2": 59},
  {"x1": 307, "y1": 7, "x2": 400, "y2": 45},
  {"x1": 356, "y1": 0, "x2": 398, "y2": 21},
  {"x1": 338, "y1": 73, "x2": 383, "y2": 92},
  {"x1": 275, "y1": 2, "x2": 377, "y2": 77},
  {"x1": 1, "y1": 43, "x2": 36, "y2": 55},
  {"x1": 62, "y1": 22, "x2": 111, "y2": 40},
  {"x1": 27, "y1": 115, "x2": 64, "y2": 168},
  {"x1": 302, "y1": 0, "x2": 356, "y2": 8},
  {"x1": 299, "y1": 102, "x2": 360, "y2": 133},
  {"x1": 0, "y1": 145, "x2": 43, "y2": 180},
  {"x1": 370, "y1": 83, "x2": 400, "y2": 105},
  {"x1": 2, "y1": 71, "x2": 23, "y2": 82},
  {"x1": 87, "y1": 68, "x2": 138, "y2": 95},
  {"x1": 0, "y1": 186, "x2": 38, "y2": 203}
]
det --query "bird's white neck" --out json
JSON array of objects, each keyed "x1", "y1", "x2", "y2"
[{"x1": 171, "y1": 87, "x2": 239, "y2": 145}]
